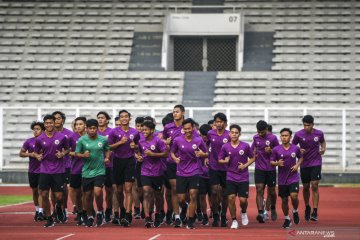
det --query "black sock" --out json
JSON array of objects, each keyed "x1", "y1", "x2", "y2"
[
  {"x1": 241, "y1": 209, "x2": 246, "y2": 214},
  {"x1": 258, "y1": 210, "x2": 263, "y2": 214},
  {"x1": 114, "y1": 211, "x2": 119, "y2": 218},
  {"x1": 271, "y1": 205, "x2": 276, "y2": 210},
  {"x1": 232, "y1": 217, "x2": 236, "y2": 221},
  {"x1": 306, "y1": 205, "x2": 311, "y2": 209},
  {"x1": 203, "y1": 213, "x2": 208, "y2": 218},
  {"x1": 313, "y1": 208, "x2": 317, "y2": 214}
]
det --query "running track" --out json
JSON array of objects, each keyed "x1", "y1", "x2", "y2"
[{"x1": 0, "y1": 186, "x2": 359, "y2": 240}]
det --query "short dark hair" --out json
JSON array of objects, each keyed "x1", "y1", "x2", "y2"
[
  {"x1": 142, "y1": 121, "x2": 155, "y2": 130},
  {"x1": 144, "y1": 116, "x2": 155, "y2": 123},
  {"x1": 207, "y1": 120, "x2": 214, "y2": 125},
  {"x1": 31, "y1": 121, "x2": 45, "y2": 131},
  {"x1": 280, "y1": 128, "x2": 292, "y2": 135},
  {"x1": 162, "y1": 115, "x2": 173, "y2": 127},
  {"x1": 74, "y1": 116, "x2": 87, "y2": 124},
  {"x1": 267, "y1": 124, "x2": 273, "y2": 132},
  {"x1": 213, "y1": 112, "x2": 227, "y2": 122},
  {"x1": 86, "y1": 119, "x2": 99, "y2": 128},
  {"x1": 135, "y1": 116, "x2": 144, "y2": 124},
  {"x1": 229, "y1": 124, "x2": 241, "y2": 133},
  {"x1": 119, "y1": 109, "x2": 131, "y2": 118},
  {"x1": 52, "y1": 111, "x2": 66, "y2": 122},
  {"x1": 182, "y1": 118, "x2": 195, "y2": 127},
  {"x1": 115, "y1": 116, "x2": 119, "y2": 121},
  {"x1": 43, "y1": 114, "x2": 55, "y2": 122},
  {"x1": 97, "y1": 111, "x2": 111, "y2": 120},
  {"x1": 174, "y1": 104, "x2": 185, "y2": 112},
  {"x1": 256, "y1": 120, "x2": 268, "y2": 131},
  {"x1": 302, "y1": 115, "x2": 314, "y2": 124},
  {"x1": 199, "y1": 124, "x2": 212, "y2": 136}
]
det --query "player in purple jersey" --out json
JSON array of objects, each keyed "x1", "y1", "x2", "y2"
[
  {"x1": 68, "y1": 117, "x2": 86, "y2": 225},
  {"x1": 135, "y1": 121, "x2": 168, "y2": 228},
  {"x1": 97, "y1": 111, "x2": 116, "y2": 223},
  {"x1": 52, "y1": 111, "x2": 72, "y2": 222},
  {"x1": 205, "y1": 112, "x2": 230, "y2": 227},
  {"x1": 109, "y1": 110, "x2": 140, "y2": 227},
  {"x1": 292, "y1": 115, "x2": 326, "y2": 222},
  {"x1": 171, "y1": 118, "x2": 208, "y2": 229},
  {"x1": 252, "y1": 120, "x2": 279, "y2": 223},
  {"x1": 218, "y1": 124, "x2": 255, "y2": 229},
  {"x1": 271, "y1": 128, "x2": 303, "y2": 229},
  {"x1": 20, "y1": 121, "x2": 45, "y2": 222},
  {"x1": 34, "y1": 114, "x2": 69, "y2": 227}
]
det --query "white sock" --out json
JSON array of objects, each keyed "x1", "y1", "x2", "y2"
[
  {"x1": 175, "y1": 214, "x2": 180, "y2": 219},
  {"x1": 263, "y1": 210, "x2": 268, "y2": 214},
  {"x1": 39, "y1": 208, "x2": 43, "y2": 213},
  {"x1": 97, "y1": 211, "x2": 103, "y2": 214},
  {"x1": 241, "y1": 212, "x2": 247, "y2": 216},
  {"x1": 285, "y1": 215, "x2": 290, "y2": 220},
  {"x1": 293, "y1": 209, "x2": 298, "y2": 213},
  {"x1": 35, "y1": 206, "x2": 39, "y2": 212}
]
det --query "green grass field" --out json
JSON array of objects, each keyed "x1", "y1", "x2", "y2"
[{"x1": 0, "y1": 195, "x2": 32, "y2": 206}]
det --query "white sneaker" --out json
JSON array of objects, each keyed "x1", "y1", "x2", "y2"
[
  {"x1": 230, "y1": 219, "x2": 238, "y2": 229},
  {"x1": 263, "y1": 211, "x2": 269, "y2": 221},
  {"x1": 241, "y1": 213, "x2": 249, "y2": 226}
]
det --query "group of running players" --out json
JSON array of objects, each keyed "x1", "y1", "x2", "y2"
[{"x1": 20, "y1": 104, "x2": 326, "y2": 229}]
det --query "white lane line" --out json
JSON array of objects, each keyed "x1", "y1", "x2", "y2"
[
  {"x1": 0, "y1": 201, "x2": 32, "y2": 208},
  {"x1": 55, "y1": 233, "x2": 74, "y2": 240},
  {"x1": 148, "y1": 234, "x2": 161, "y2": 240}
]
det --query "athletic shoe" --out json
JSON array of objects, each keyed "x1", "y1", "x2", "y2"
[
  {"x1": 305, "y1": 205, "x2": 311, "y2": 221},
  {"x1": 37, "y1": 212, "x2": 45, "y2": 221},
  {"x1": 174, "y1": 218, "x2": 182, "y2": 228},
  {"x1": 271, "y1": 209, "x2": 277, "y2": 221},
  {"x1": 44, "y1": 217, "x2": 55, "y2": 228},
  {"x1": 293, "y1": 211, "x2": 300, "y2": 224},
  {"x1": 145, "y1": 217, "x2": 153, "y2": 228},
  {"x1": 112, "y1": 217, "x2": 120, "y2": 225},
  {"x1": 76, "y1": 213, "x2": 83, "y2": 226},
  {"x1": 86, "y1": 217, "x2": 94, "y2": 227},
  {"x1": 180, "y1": 204, "x2": 188, "y2": 225},
  {"x1": 282, "y1": 219, "x2": 292, "y2": 229},
  {"x1": 202, "y1": 215, "x2": 209, "y2": 226},
  {"x1": 212, "y1": 214, "x2": 219, "y2": 227},
  {"x1": 55, "y1": 205, "x2": 64, "y2": 223},
  {"x1": 166, "y1": 210, "x2": 173, "y2": 225},
  {"x1": 221, "y1": 215, "x2": 228, "y2": 227},
  {"x1": 121, "y1": 213, "x2": 131, "y2": 227},
  {"x1": 186, "y1": 218, "x2": 195, "y2": 229},
  {"x1": 134, "y1": 207, "x2": 141, "y2": 219},
  {"x1": 154, "y1": 213, "x2": 162, "y2": 228},
  {"x1": 52, "y1": 210, "x2": 59, "y2": 223},
  {"x1": 96, "y1": 212, "x2": 104, "y2": 227},
  {"x1": 61, "y1": 209, "x2": 68, "y2": 223},
  {"x1": 196, "y1": 212, "x2": 203, "y2": 222},
  {"x1": 256, "y1": 214, "x2": 265, "y2": 223},
  {"x1": 120, "y1": 208, "x2": 126, "y2": 224},
  {"x1": 160, "y1": 210, "x2": 166, "y2": 224},
  {"x1": 72, "y1": 206, "x2": 78, "y2": 215},
  {"x1": 230, "y1": 219, "x2": 238, "y2": 229},
  {"x1": 310, "y1": 211, "x2": 318, "y2": 221},
  {"x1": 34, "y1": 211, "x2": 39, "y2": 222},
  {"x1": 263, "y1": 211, "x2": 269, "y2": 221},
  {"x1": 105, "y1": 208, "x2": 112, "y2": 223},
  {"x1": 241, "y1": 213, "x2": 249, "y2": 226}
]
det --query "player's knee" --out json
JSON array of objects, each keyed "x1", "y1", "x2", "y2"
[
  {"x1": 228, "y1": 194, "x2": 236, "y2": 203},
  {"x1": 311, "y1": 182, "x2": 319, "y2": 192}
]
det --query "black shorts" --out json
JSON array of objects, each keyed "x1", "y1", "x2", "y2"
[
  {"x1": 28, "y1": 172, "x2": 40, "y2": 189},
  {"x1": 199, "y1": 177, "x2": 211, "y2": 195},
  {"x1": 104, "y1": 167, "x2": 113, "y2": 188},
  {"x1": 278, "y1": 182, "x2": 300, "y2": 198},
  {"x1": 112, "y1": 157, "x2": 136, "y2": 185},
  {"x1": 141, "y1": 175, "x2": 163, "y2": 191},
  {"x1": 209, "y1": 169, "x2": 227, "y2": 188},
  {"x1": 82, "y1": 175, "x2": 105, "y2": 192},
  {"x1": 136, "y1": 162, "x2": 143, "y2": 188},
  {"x1": 164, "y1": 176, "x2": 171, "y2": 190},
  {"x1": 39, "y1": 173, "x2": 64, "y2": 192},
  {"x1": 226, "y1": 181, "x2": 249, "y2": 198},
  {"x1": 166, "y1": 162, "x2": 177, "y2": 180},
  {"x1": 300, "y1": 166, "x2": 322, "y2": 184},
  {"x1": 176, "y1": 175, "x2": 199, "y2": 194},
  {"x1": 63, "y1": 168, "x2": 71, "y2": 184},
  {"x1": 70, "y1": 174, "x2": 82, "y2": 189},
  {"x1": 254, "y1": 169, "x2": 277, "y2": 187}
]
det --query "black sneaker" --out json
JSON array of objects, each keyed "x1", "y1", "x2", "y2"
[
  {"x1": 96, "y1": 212, "x2": 104, "y2": 227},
  {"x1": 154, "y1": 213, "x2": 162, "y2": 228},
  {"x1": 271, "y1": 208, "x2": 277, "y2": 221},
  {"x1": 180, "y1": 204, "x2": 188, "y2": 225},
  {"x1": 220, "y1": 215, "x2": 227, "y2": 227},
  {"x1": 145, "y1": 217, "x2": 153, "y2": 228},
  {"x1": 196, "y1": 211, "x2": 203, "y2": 222},
  {"x1": 72, "y1": 206, "x2": 78, "y2": 215},
  {"x1": 282, "y1": 219, "x2": 292, "y2": 229},
  {"x1": 37, "y1": 212, "x2": 45, "y2": 221},
  {"x1": 44, "y1": 217, "x2": 55, "y2": 228},
  {"x1": 105, "y1": 208, "x2": 112, "y2": 223},
  {"x1": 160, "y1": 210, "x2": 166, "y2": 224},
  {"x1": 52, "y1": 211, "x2": 59, "y2": 223},
  {"x1": 121, "y1": 213, "x2": 131, "y2": 227},
  {"x1": 310, "y1": 211, "x2": 318, "y2": 221},
  {"x1": 174, "y1": 218, "x2": 182, "y2": 228},
  {"x1": 256, "y1": 214, "x2": 265, "y2": 223},
  {"x1": 61, "y1": 210, "x2": 68, "y2": 223},
  {"x1": 212, "y1": 213, "x2": 219, "y2": 227},
  {"x1": 293, "y1": 211, "x2": 300, "y2": 224},
  {"x1": 34, "y1": 211, "x2": 39, "y2": 222},
  {"x1": 86, "y1": 217, "x2": 94, "y2": 227},
  {"x1": 202, "y1": 215, "x2": 209, "y2": 226},
  {"x1": 305, "y1": 205, "x2": 311, "y2": 221},
  {"x1": 186, "y1": 218, "x2": 195, "y2": 229},
  {"x1": 166, "y1": 211, "x2": 173, "y2": 225},
  {"x1": 76, "y1": 213, "x2": 83, "y2": 226},
  {"x1": 112, "y1": 217, "x2": 120, "y2": 225},
  {"x1": 55, "y1": 205, "x2": 64, "y2": 223}
]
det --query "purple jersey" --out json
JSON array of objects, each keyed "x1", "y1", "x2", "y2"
[
  {"x1": 22, "y1": 137, "x2": 40, "y2": 173},
  {"x1": 198, "y1": 157, "x2": 209, "y2": 179},
  {"x1": 271, "y1": 144, "x2": 302, "y2": 185},
  {"x1": 69, "y1": 132, "x2": 83, "y2": 174},
  {"x1": 98, "y1": 127, "x2": 113, "y2": 168},
  {"x1": 207, "y1": 129, "x2": 230, "y2": 171},
  {"x1": 108, "y1": 127, "x2": 140, "y2": 159},
  {"x1": 171, "y1": 135, "x2": 207, "y2": 177},
  {"x1": 251, "y1": 133, "x2": 279, "y2": 171},
  {"x1": 139, "y1": 135, "x2": 167, "y2": 177},
  {"x1": 219, "y1": 141, "x2": 254, "y2": 183},
  {"x1": 292, "y1": 128, "x2": 325, "y2": 168},
  {"x1": 155, "y1": 131, "x2": 167, "y2": 173},
  {"x1": 58, "y1": 127, "x2": 73, "y2": 169},
  {"x1": 35, "y1": 131, "x2": 68, "y2": 174}
]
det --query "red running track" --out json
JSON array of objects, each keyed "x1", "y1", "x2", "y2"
[{"x1": 0, "y1": 186, "x2": 359, "y2": 240}]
